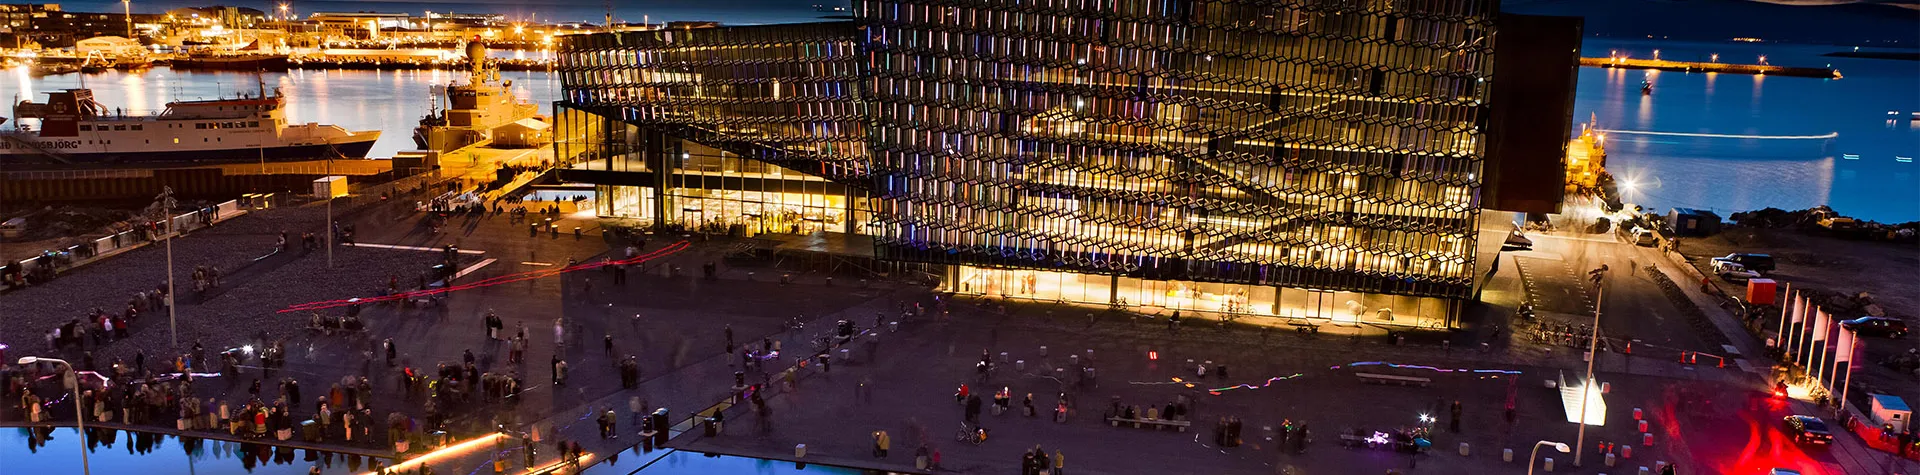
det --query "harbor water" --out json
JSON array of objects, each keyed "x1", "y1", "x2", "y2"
[{"x1": 1576, "y1": 39, "x2": 1920, "y2": 223}]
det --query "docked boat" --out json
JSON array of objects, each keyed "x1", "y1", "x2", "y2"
[
  {"x1": 412, "y1": 41, "x2": 546, "y2": 151},
  {"x1": 172, "y1": 52, "x2": 290, "y2": 71},
  {"x1": 1, "y1": 88, "x2": 380, "y2": 164},
  {"x1": 172, "y1": 41, "x2": 290, "y2": 71}
]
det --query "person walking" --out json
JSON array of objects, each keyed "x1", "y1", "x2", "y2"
[
  {"x1": 723, "y1": 325, "x2": 735, "y2": 355},
  {"x1": 383, "y1": 339, "x2": 397, "y2": 366},
  {"x1": 872, "y1": 430, "x2": 890, "y2": 458},
  {"x1": 1449, "y1": 400, "x2": 1463, "y2": 433},
  {"x1": 599, "y1": 408, "x2": 618, "y2": 439}
]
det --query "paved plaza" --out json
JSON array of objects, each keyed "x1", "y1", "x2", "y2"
[{"x1": 2, "y1": 197, "x2": 1914, "y2": 475}]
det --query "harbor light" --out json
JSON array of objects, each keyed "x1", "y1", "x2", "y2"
[
  {"x1": 1758, "y1": 55, "x2": 1768, "y2": 65},
  {"x1": 1710, "y1": 53, "x2": 1718, "y2": 63},
  {"x1": 1652, "y1": 49, "x2": 1659, "y2": 60}
]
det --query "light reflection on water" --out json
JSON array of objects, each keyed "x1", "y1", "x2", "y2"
[
  {"x1": 1578, "y1": 39, "x2": 1919, "y2": 222},
  {"x1": 1, "y1": 427, "x2": 387, "y2": 474}
]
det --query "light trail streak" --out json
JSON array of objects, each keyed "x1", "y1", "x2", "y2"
[
  {"x1": 1597, "y1": 129, "x2": 1838, "y2": 140},
  {"x1": 278, "y1": 241, "x2": 690, "y2": 313}
]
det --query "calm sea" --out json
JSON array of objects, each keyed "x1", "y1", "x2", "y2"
[
  {"x1": 4, "y1": 37, "x2": 1914, "y2": 222},
  {"x1": 1576, "y1": 39, "x2": 1920, "y2": 223}
]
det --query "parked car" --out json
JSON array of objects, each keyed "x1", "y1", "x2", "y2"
[
  {"x1": 1632, "y1": 229, "x2": 1659, "y2": 247},
  {"x1": 1723, "y1": 253, "x2": 1776, "y2": 274},
  {"x1": 1710, "y1": 258, "x2": 1761, "y2": 281},
  {"x1": 1840, "y1": 316, "x2": 1909, "y2": 339},
  {"x1": 1783, "y1": 415, "x2": 1833, "y2": 445}
]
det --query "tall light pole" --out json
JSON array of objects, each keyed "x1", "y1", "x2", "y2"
[
  {"x1": 1573, "y1": 268, "x2": 1607, "y2": 466},
  {"x1": 1528, "y1": 440, "x2": 1570, "y2": 475},
  {"x1": 325, "y1": 155, "x2": 334, "y2": 268},
  {"x1": 121, "y1": 0, "x2": 131, "y2": 38},
  {"x1": 158, "y1": 187, "x2": 178, "y2": 348},
  {"x1": 19, "y1": 356, "x2": 91, "y2": 475}
]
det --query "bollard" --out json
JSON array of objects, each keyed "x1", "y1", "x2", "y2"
[
  {"x1": 1055, "y1": 368, "x2": 1066, "y2": 380},
  {"x1": 1633, "y1": 407, "x2": 1643, "y2": 420},
  {"x1": 1070, "y1": 354, "x2": 1080, "y2": 365},
  {"x1": 1544, "y1": 457, "x2": 1556, "y2": 472},
  {"x1": 1504, "y1": 447, "x2": 1514, "y2": 462},
  {"x1": 1638, "y1": 420, "x2": 1648, "y2": 433},
  {"x1": 889, "y1": 321, "x2": 898, "y2": 333},
  {"x1": 1459, "y1": 442, "x2": 1470, "y2": 456},
  {"x1": 1606, "y1": 452, "x2": 1617, "y2": 467},
  {"x1": 796, "y1": 444, "x2": 806, "y2": 458},
  {"x1": 1602, "y1": 382, "x2": 1611, "y2": 394},
  {"x1": 1040, "y1": 346, "x2": 1048, "y2": 357},
  {"x1": 1643, "y1": 432, "x2": 1654, "y2": 447},
  {"x1": 1000, "y1": 352, "x2": 1010, "y2": 363},
  {"x1": 1654, "y1": 461, "x2": 1666, "y2": 473},
  {"x1": 1621, "y1": 444, "x2": 1633, "y2": 459},
  {"x1": 839, "y1": 349, "x2": 850, "y2": 362},
  {"x1": 1639, "y1": 467, "x2": 1650, "y2": 475},
  {"x1": 1016, "y1": 360, "x2": 1026, "y2": 371},
  {"x1": 1085, "y1": 349, "x2": 1093, "y2": 361}
]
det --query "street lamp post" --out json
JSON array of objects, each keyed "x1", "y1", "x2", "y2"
[
  {"x1": 158, "y1": 186, "x2": 178, "y2": 348},
  {"x1": 1528, "y1": 440, "x2": 1571, "y2": 475},
  {"x1": 19, "y1": 356, "x2": 91, "y2": 475},
  {"x1": 1573, "y1": 271, "x2": 1606, "y2": 466},
  {"x1": 121, "y1": 0, "x2": 131, "y2": 38}
]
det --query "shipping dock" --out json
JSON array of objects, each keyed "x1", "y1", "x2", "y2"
[{"x1": 1580, "y1": 57, "x2": 1840, "y2": 79}]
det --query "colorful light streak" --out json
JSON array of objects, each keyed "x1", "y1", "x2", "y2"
[
  {"x1": 1206, "y1": 373, "x2": 1305, "y2": 395},
  {"x1": 280, "y1": 241, "x2": 690, "y2": 313},
  {"x1": 363, "y1": 432, "x2": 504, "y2": 475},
  {"x1": 1335, "y1": 361, "x2": 1523, "y2": 375}
]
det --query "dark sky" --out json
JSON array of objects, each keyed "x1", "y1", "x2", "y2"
[{"x1": 1505, "y1": 0, "x2": 1920, "y2": 46}]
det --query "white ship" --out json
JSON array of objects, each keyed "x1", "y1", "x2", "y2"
[
  {"x1": 413, "y1": 41, "x2": 545, "y2": 152},
  {"x1": 1, "y1": 88, "x2": 380, "y2": 165}
]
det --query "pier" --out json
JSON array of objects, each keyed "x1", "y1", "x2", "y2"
[{"x1": 1580, "y1": 57, "x2": 1840, "y2": 79}]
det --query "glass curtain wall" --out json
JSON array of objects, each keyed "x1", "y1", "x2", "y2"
[{"x1": 860, "y1": 0, "x2": 1498, "y2": 300}]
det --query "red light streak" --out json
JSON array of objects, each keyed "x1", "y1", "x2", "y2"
[{"x1": 277, "y1": 241, "x2": 691, "y2": 313}]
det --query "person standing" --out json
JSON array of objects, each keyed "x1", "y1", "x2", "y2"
[
  {"x1": 553, "y1": 320, "x2": 565, "y2": 349},
  {"x1": 1449, "y1": 400, "x2": 1463, "y2": 433},
  {"x1": 723, "y1": 325, "x2": 735, "y2": 355},
  {"x1": 604, "y1": 334, "x2": 615, "y2": 358},
  {"x1": 872, "y1": 430, "x2": 890, "y2": 458},
  {"x1": 383, "y1": 339, "x2": 397, "y2": 367}
]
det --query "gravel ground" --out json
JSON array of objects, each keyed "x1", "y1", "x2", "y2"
[{"x1": 0, "y1": 206, "x2": 457, "y2": 359}]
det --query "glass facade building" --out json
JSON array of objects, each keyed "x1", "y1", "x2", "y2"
[{"x1": 552, "y1": 1, "x2": 1579, "y2": 327}]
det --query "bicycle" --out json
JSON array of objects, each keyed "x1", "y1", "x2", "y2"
[{"x1": 955, "y1": 422, "x2": 988, "y2": 446}]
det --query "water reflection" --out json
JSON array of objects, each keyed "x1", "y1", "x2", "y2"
[
  {"x1": 1577, "y1": 39, "x2": 1918, "y2": 222},
  {"x1": 579, "y1": 448, "x2": 871, "y2": 475},
  {"x1": 4, "y1": 426, "x2": 388, "y2": 474}
]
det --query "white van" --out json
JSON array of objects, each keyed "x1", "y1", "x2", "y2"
[{"x1": 0, "y1": 217, "x2": 25, "y2": 239}]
